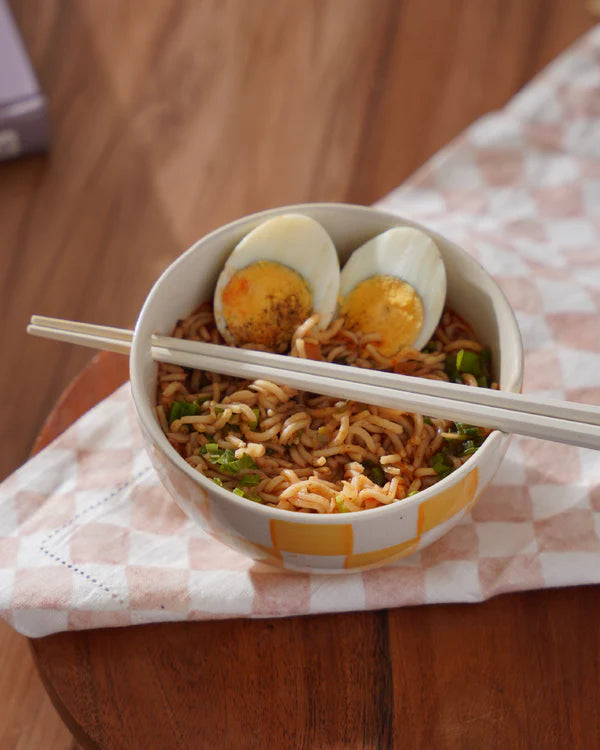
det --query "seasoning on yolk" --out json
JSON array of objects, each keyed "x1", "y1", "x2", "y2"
[
  {"x1": 340, "y1": 275, "x2": 424, "y2": 357},
  {"x1": 221, "y1": 260, "x2": 312, "y2": 350}
]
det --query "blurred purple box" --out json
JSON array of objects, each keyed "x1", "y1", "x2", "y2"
[{"x1": 0, "y1": 0, "x2": 49, "y2": 160}]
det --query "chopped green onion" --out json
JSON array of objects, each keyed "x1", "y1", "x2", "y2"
[
  {"x1": 407, "y1": 490, "x2": 419, "y2": 497},
  {"x1": 455, "y1": 423, "x2": 480, "y2": 437},
  {"x1": 228, "y1": 423, "x2": 241, "y2": 433},
  {"x1": 477, "y1": 375, "x2": 488, "y2": 388},
  {"x1": 423, "y1": 416, "x2": 432, "y2": 426},
  {"x1": 233, "y1": 454, "x2": 258, "y2": 471},
  {"x1": 194, "y1": 395, "x2": 211, "y2": 406},
  {"x1": 461, "y1": 440, "x2": 479, "y2": 456},
  {"x1": 214, "y1": 407, "x2": 224, "y2": 415},
  {"x1": 249, "y1": 408, "x2": 260, "y2": 430},
  {"x1": 445, "y1": 353, "x2": 458, "y2": 381},
  {"x1": 317, "y1": 426, "x2": 329, "y2": 444},
  {"x1": 239, "y1": 473, "x2": 261, "y2": 486},
  {"x1": 211, "y1": 477, "x2": 223, "y2": 487},
  {"x1": 422, "y1": 341, "x2": 437, "y2": 353},
  {"x1": 432, "y1": 452, "x2": 454, "y2": 478},
  {"x1": 222, "y1": 451, "x2": 257, "y2": 474},
  {"x1": 367, "y1": 464, "x2": 386, "y2": 487},
  {"x1": 168, "y1": 400, "x2": 199, "y2": 424},
  {"x1": 456, "y1": 349, "x2": 481, "y2": 376},
  {"x1": 201, "y1": 446, "x2": 258, "y2": 474},
  {"x1": 335, "y1": 495, "x2": 350, "y2": 513},
  {"x1": 232, "y1": 484, "x2": 263, "y2": 503}
]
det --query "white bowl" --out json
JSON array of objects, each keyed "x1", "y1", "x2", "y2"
[{"x1": 130, "y1": 203, "x2": 523, "y2": 573}]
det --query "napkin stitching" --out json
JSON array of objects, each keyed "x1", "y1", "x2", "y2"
[
  {"x1": 40, "y1": 467, "x2": 151, "y2": 543},
  {"x1": 38, "y1": 547, "x2": 127, "y2": 604},
  {"x1": 37, "y1": 467, "x2": 152, "y2": 605}
]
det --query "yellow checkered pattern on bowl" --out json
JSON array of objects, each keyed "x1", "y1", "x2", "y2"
[{"x1": 252, "y1": 467, "x2": 480, "y2": 569}]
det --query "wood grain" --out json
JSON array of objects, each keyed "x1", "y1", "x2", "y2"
[
  {"x1": 32, "y1": 582, "x2": 600, "y2": 750},
  {"x1": 1, "y1": 0, "x2": 597, "y2": 746}
]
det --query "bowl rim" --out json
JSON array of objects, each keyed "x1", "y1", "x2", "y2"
[{"x1": 130, "y1": 201, "x2": 524, "y2": 525}]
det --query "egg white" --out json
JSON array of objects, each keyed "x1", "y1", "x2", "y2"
[
  {"x1": 213, "y1": 214, "x2": 340, "y2": 346},
  {"x1": 339, "y1": 226, "x2": 447, "y2": 352}
]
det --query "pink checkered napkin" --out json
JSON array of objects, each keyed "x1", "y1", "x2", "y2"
[{"x1": 2, "y1": 29, "x2": 600, "y2": 638}]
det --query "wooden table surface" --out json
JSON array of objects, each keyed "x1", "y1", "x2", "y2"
[{"x1": 1, "y1": 1, "x2": 598, "y2": 747}]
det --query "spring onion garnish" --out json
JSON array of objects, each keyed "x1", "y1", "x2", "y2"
[
  {"x1": 407, "y1": 490, "x2": 419, "y2": 497},
  {"x1": 233, "y1": 454, "x2": 259, "y2": 471},
  {"x1": 461, "y1": 440, "x2": 479, "y2": 456},
  {"x1": 432, "y1": 452, "x2": 453, "y2": 478},
  {"x1": 368, "y1": 465, "x2": 386, "y2": 487},
  {"x1": 455, "y1": 423, "x2": 480, "y2": 437},
  {"x1": 211, "y1": 477, "x2": 223, "y2": 487},
  {"x1": 239, "y1": 473, "x2": 261, "y2": 486},
  {"x1": 446, "y1": 347, "x2": 493, "y2": 385},
  {"x1": 232, "y1": 485, "x2": 263, "y2": 503},
  {"x1": 456, "y1": 349, "x2": 481, "y2": 376},
  {"x1": 445, "y1": 353, "x2": 459, "y2": 382},
  {"x1": 317, "y1": 426, "x2": 329, "y2": 444},
  {"x1": 168, "y1": 400, "x2": 200, "y2": 424},
  {"x1": 335, "y1": 495, "x2": 350, "y2": 513},
  {"x1": 199, "y1": 445, "x2": 258, "y2": 474},
  {"x1": 442, "y1": 423, "x2": 484, "y2": 457},
  {"x1": 249, "y1": 408, "x2": 260, "y2": 430},
  {"x1": 363, "y1": 460, "x2": 386, "y2": 487}
]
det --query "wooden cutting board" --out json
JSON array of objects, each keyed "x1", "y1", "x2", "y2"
[{"x1": 26, "y1": 351, "x2": 600, "y2": 749}]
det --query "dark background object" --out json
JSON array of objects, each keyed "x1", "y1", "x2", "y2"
[{"x1": 0, "y1": 0, "x2": 48, "y2": 159}]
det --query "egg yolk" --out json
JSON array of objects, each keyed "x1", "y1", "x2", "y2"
[
  {"x1": 340, "y1": 275, "x2": 424, "y2": 357},
  {"x1": 221, "y1": 260, "x2": 312, "y2": 350}
]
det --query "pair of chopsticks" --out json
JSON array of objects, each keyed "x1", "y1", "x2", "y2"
[{"x1": 27, "y1": 315, "x2": 600, "y2": 451}]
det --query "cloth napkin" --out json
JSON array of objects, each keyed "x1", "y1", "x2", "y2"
[{"x1": 2, "y1": 27, "x2": 600, "y2": 638}]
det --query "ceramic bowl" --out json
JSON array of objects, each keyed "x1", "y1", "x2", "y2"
[{"x1": 130, "y1": 203, "x2": 523, "y2": 573}]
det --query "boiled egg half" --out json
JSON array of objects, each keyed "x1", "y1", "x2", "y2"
[
  {"x1": 213, "y1": 214, "x2": 340, "y2": 351},
  {"x1": 339, "y1": 226, "x2": 446, "y2": 356}
]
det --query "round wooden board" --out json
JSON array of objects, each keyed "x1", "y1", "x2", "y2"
[{"x1": 28, "y1": 352, "x2": 600, "y2": 749}]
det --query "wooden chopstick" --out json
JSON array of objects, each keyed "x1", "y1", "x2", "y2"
[
  {"x1": 30, "y1": 315, "x2": 133, "y2": 344},
  {"x1": 29, "y1": 316, "x2": 600, "y2": 427},
  {"x1": 154, "y1": 333, "x2": 600, "y2": 427},
  {"x1": 26, "y1": 316, "x2": 600, "y2": 450},
  {"x1": 28, "y1": 317, "x2": 132, "y2": 355}
]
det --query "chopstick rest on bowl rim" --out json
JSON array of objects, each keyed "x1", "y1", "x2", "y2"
[{"x1": 27, "y1": 315, "x2": 600, "y2": 451}]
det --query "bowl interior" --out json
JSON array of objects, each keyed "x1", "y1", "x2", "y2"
[{"x1": 130, "y1": 203, "x2": 523, "y2": 511}]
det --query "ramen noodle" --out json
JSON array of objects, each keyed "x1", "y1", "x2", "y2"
[{"x1": 155, "y1": 305, "x2": 496, "y2": 513}]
